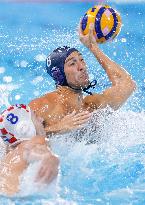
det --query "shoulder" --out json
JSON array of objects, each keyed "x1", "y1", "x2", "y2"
[{"x1": 29, "y1": 91, "x2": 58, "y2": 111}]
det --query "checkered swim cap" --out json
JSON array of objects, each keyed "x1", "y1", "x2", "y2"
[{"x1": 0, "y1": 104, "x2": 36, "y2": 147}]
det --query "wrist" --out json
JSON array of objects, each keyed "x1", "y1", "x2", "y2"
[
  {"x1": 89, "y1": 42, "x2": 99, "y2": 52},
  {"x1": 45, "y1": 122, "x2": 64, "y2": 134},
  {"x1": 57, "y1": 120, "x2": 67, "y2": 132}
]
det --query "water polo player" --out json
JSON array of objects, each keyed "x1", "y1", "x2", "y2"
[
  {"x1": 0, "y1": 104, "x2": 59, "y2": 196},
  {"x1": 29, "y1": 23, "x2": 136, "y2": 135}
]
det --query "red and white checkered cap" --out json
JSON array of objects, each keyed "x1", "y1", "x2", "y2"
[{"x1": 0, "y1": 104, "x2": 36, "y2": 146}]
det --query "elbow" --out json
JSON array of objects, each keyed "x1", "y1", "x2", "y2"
[
  {"x1": 124, "y1": 77, "x2": 136, "y2": 93},
  {"x1": 130, "y1": 79, "x2": 136, "y2": 92},
  {"x1": 126, "y1": 79, "x2": 136, "y2": 99}
]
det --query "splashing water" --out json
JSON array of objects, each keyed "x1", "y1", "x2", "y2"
[
  {"x1": 44, "y1": 108, "x2": 145, "y2": 204},
  {"x1": 1, "y1": 108, "x2": 145, "y2": 204},
  {"x1": 0, "y1": 2, "x2": 145, "y2": 205}
]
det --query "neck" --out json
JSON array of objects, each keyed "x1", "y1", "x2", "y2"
[
  {"x1": 57, "y1": 85, "x2": 83, "y2": 97},
  {"x1": 57, "y1": 86, "x2": 84, "y2": 112}
]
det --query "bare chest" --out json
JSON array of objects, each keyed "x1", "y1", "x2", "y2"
[{"x1": 43, "y1": 98, "x2": 85, "y2": 125}]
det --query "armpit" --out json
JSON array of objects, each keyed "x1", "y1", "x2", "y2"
[{"x1": 83, "y1": 95, "x2": 105, "y2": 111}]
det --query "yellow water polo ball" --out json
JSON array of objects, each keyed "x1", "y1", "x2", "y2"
[{"x1": 81, "y1": 5, "x2": 122, "y2": 43}]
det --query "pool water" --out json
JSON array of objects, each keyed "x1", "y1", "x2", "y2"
[{"x1": 0, "y1": 2, "x2": 145, "y2": 205}]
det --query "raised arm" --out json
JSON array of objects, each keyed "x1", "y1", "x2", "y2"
[{"x1": 79, "y1": 23, "x2": 136, "y2": 110}]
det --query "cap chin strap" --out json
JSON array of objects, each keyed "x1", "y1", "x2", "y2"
[
  {"x1": 67, "y1": 80, "x2": 97, "y2": 95},
  {"x1": 83, "y1": 80, "x2": 97, "y2": 95}
]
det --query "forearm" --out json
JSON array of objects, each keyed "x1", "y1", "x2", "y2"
[
  {"x1": 90, "y1": 44, "x2": 135, "y2": 86},
  {"x1": 45, "y1": 111, "x2": 91, "y2": 135}
]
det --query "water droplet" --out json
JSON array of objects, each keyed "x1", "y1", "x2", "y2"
[
  {"x1": 15, "y1": 95, "x2": 21, "y2": 100},
  {"x1": 35, "y1": 54, "x2": 46, "y2": 62},
  {"x1": 3, "y1": 76, "x2": 12, "y2": 83},
  {"x1": 0, "y1": 67, "x2": 5, "y2": 74},
  {"x1": 121, "y1": 38, "x2": 127, "y2": 43}
]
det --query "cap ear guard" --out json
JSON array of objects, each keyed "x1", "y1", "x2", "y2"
[
  {"x1": 15, "y1": 120, "x2": 36, "y2": 139},
  {"x1": 0, "y1": 104, "x2": 36, "y2": 146}
]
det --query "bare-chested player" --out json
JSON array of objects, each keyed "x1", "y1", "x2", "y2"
[
  {"x1": 29, "y1": 23, "x2": 136, "y2": 134},
  {"x1": 0, "y1": 104, "x2": 59, "y2": 196}
]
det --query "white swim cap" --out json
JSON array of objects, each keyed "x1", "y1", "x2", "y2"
[{"x1": 0, "y1": 104, "x2": 36, "y2": 146}]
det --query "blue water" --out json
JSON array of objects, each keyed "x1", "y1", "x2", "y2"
[{"x1": 0, "y1": 2, "x2": 145, "y2": 205}]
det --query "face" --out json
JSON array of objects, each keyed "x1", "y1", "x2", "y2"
[
  {"x1": 64, "y1": 51, "x2": 90, "y2": 89},
  {"x1": 31, "y1": 111, "x2": 46, "y2": 138}
]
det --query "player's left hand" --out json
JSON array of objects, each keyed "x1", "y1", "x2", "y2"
[
  {"x1": 78, "y1": 20, "x2": 97, "y2": 49},
  {"x1": 35, "y1": 153, "x2": 59, "y2": 184}
]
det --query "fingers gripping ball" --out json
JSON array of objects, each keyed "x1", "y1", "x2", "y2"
[{"x1": 81, "y1": 5, "x2": 122, "y2": 43}]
